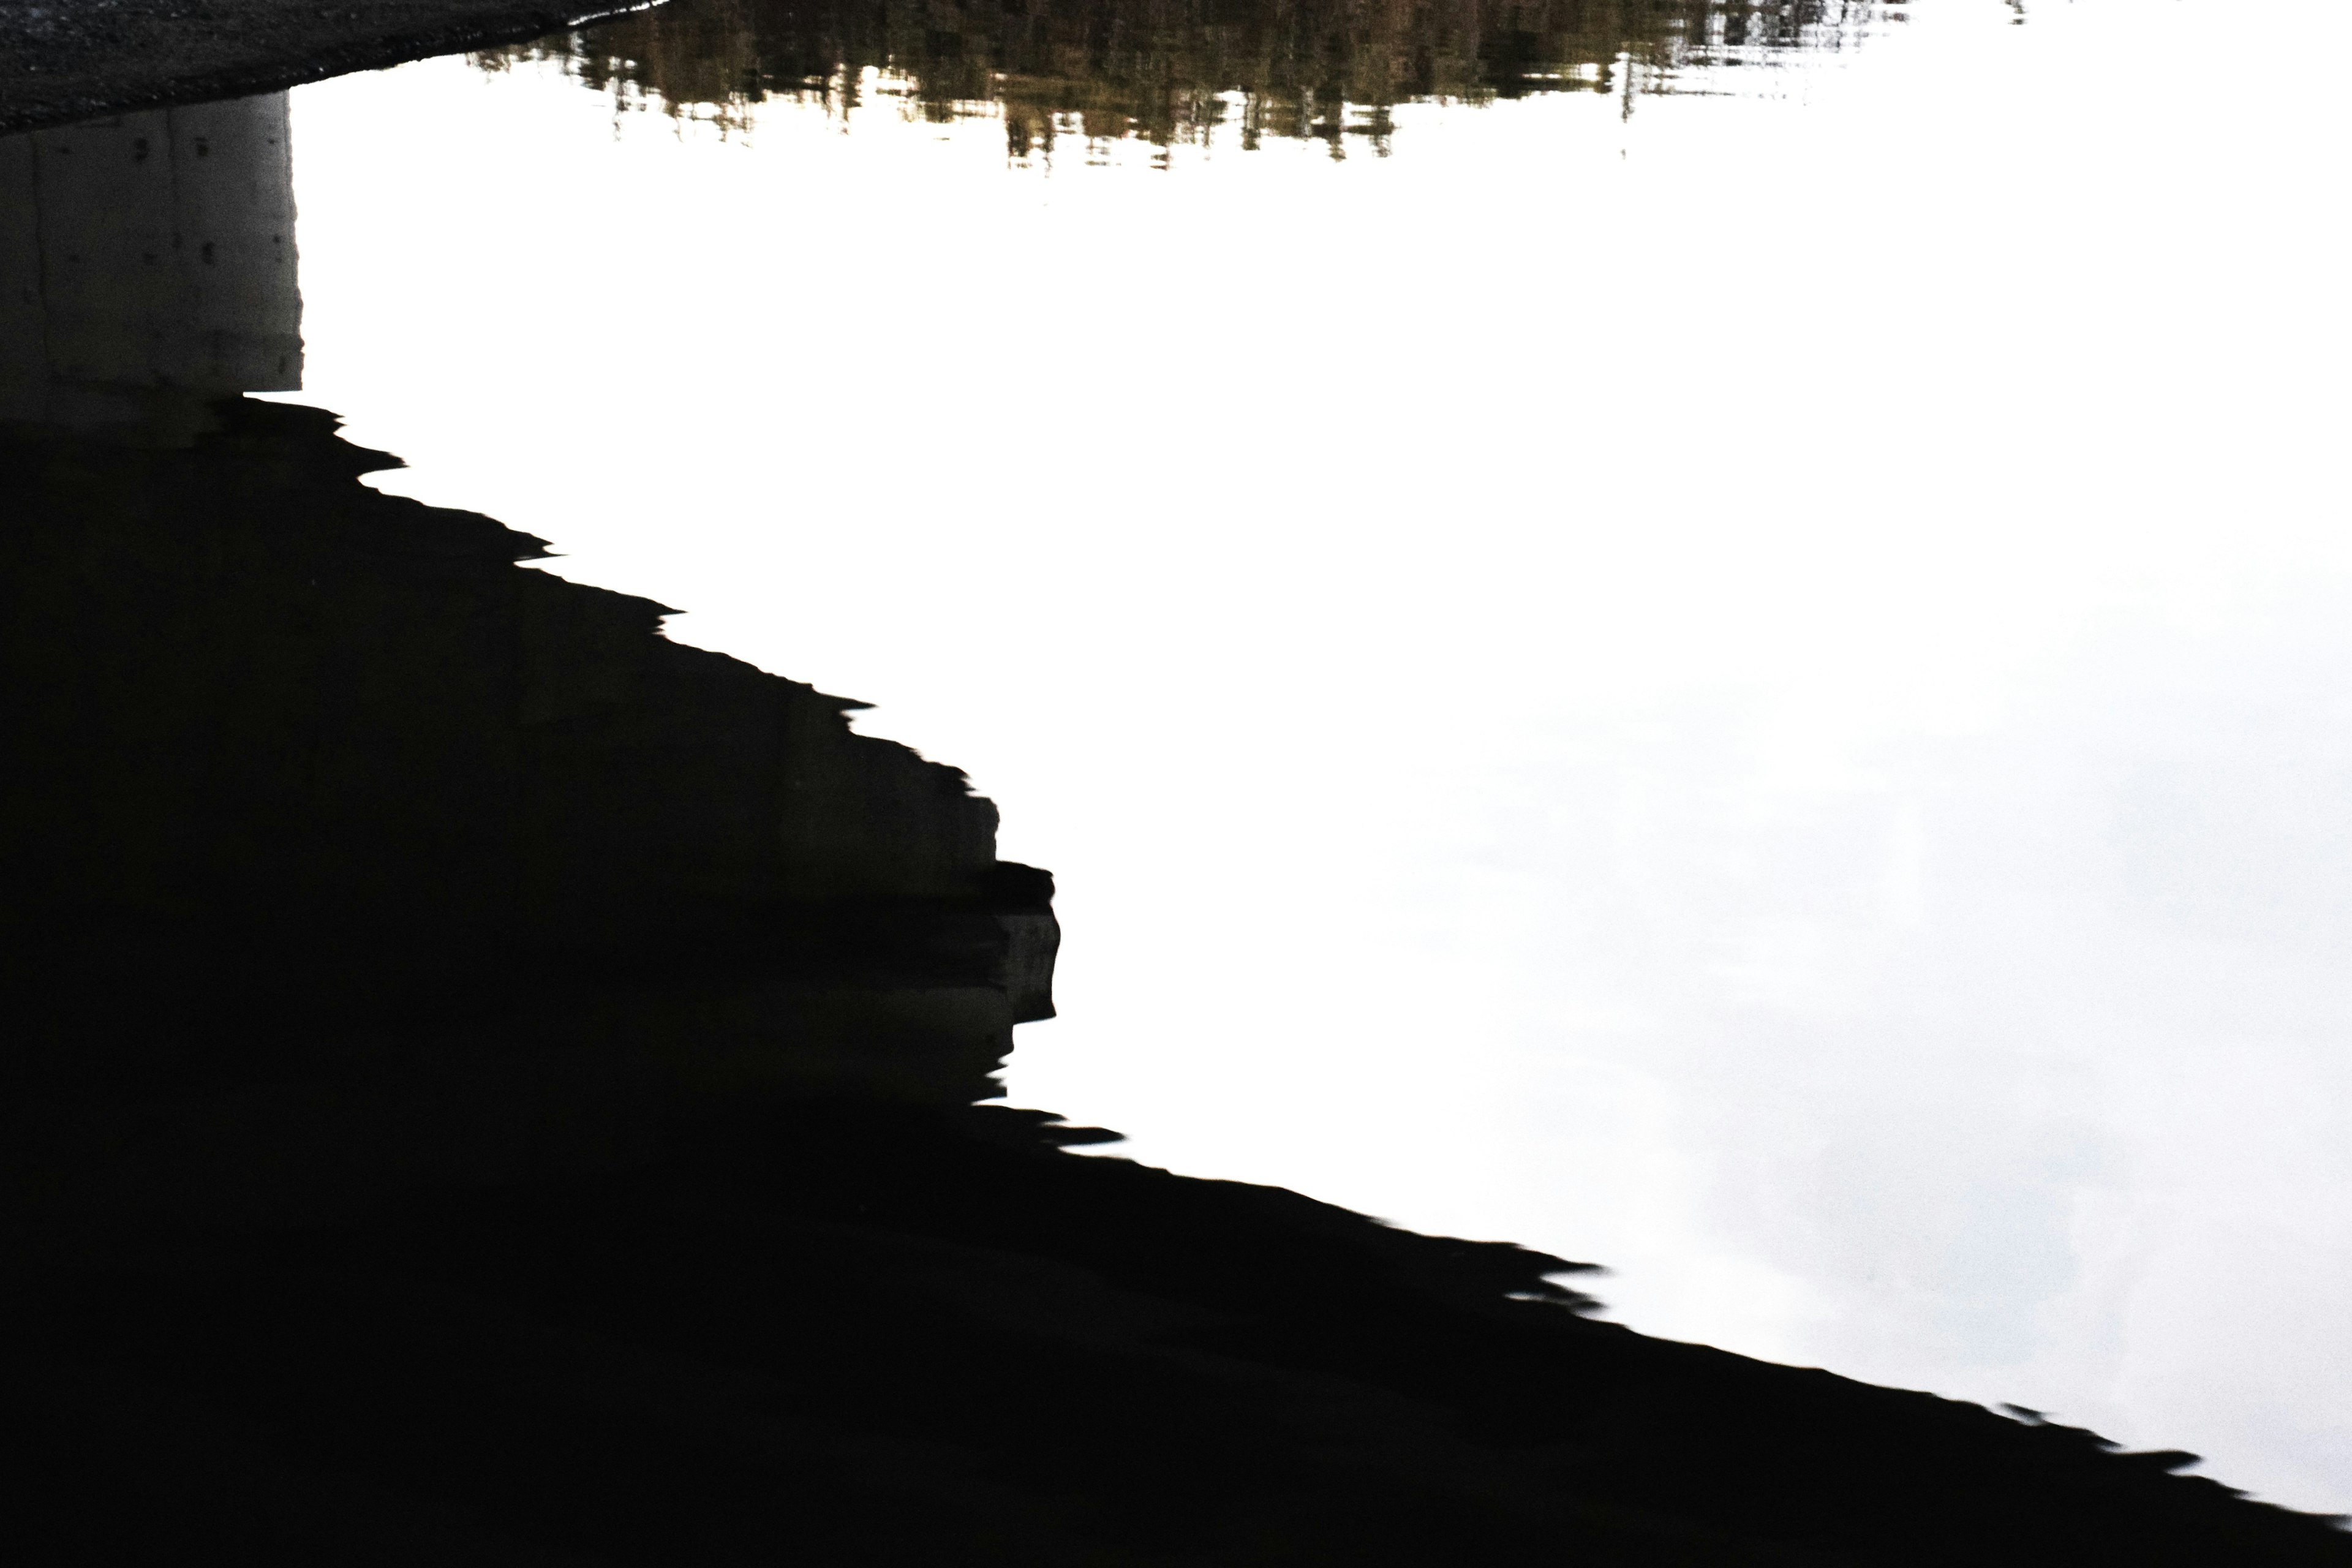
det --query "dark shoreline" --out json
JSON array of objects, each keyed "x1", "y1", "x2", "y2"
[{"x1": 0, "y1": 0, "x2": 638, "y2": 135}]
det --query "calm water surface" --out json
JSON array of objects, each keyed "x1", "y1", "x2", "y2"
[{"x1": 267, "y1": 0, "x2": 2349, "y2": 1509}]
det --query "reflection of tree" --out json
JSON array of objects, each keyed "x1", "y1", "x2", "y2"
[{"x1": 475, "y1": 0, "x2": 1885, "y2": 157}]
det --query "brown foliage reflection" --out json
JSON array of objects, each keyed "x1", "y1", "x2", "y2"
[{"x1": 475, "y1": 0, "x2": 1889, "y2": 158}]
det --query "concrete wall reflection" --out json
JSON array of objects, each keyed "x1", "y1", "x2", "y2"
[{"x1": 0, "y1": 92, "x2": 299, "y2": 431}]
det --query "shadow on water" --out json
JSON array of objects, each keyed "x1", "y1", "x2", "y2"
[
  {"x1": 478, "y1": 0, "x2": 1891, "y2": 157},
  {"x1": 3, "y1": 88, "x2": 2350, "y2": 1566}
]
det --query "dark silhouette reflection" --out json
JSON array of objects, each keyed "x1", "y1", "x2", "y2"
[
  {"x1": 2, "y1": 95, "x2": 1050, "y2": 1114},
  {"x1": 4, "y1": 94, "x2": 2350, "y2": 1566},
  {"x1": 478, "y1": 0, "x2": 1889, "y2": 158}
]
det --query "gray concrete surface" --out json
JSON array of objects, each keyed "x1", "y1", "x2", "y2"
[
  {"x1": 0, "y1": 0, "x2": 638, "y2": 135},
  {"x1": 2, "y1": 93, "x2": 301, "y2": 428}
]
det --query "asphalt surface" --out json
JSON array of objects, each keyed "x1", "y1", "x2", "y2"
[{"x1": 0, "y1": 0, "x2": 637, "y2": 134}]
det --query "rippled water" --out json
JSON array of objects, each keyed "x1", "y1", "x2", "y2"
[
  {"x1": 474, "y1": 0, "x2": 1894, "y2": 156},
  {"x1": 13, "y1": 0, "x2": 2348, "y2": 1515}
]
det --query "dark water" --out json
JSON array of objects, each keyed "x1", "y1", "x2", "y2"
[{"x1": 4, "y1": 0, "x2": 2351, "y2": 1549}]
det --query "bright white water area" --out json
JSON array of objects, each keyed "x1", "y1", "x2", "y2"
[{"x1": 277, "y1": 0, "x2": 2352, "y2": 1510}]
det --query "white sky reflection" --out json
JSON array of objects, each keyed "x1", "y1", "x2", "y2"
[{"x1": 277, "y1": 0, "x2": 2352, "y2": 1511}]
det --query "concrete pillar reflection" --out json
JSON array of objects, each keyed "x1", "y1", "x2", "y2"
[{"x1": 0, "y1": 92, "x2": 300, "y2": 433}]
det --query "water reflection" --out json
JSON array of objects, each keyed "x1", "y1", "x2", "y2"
[
  {"x1": 476, "y1": 0, "x2": 1889, "y2": 156},
  {"x1": 0, "y1": 94, "x2": 299, "y2": 434},
  {"x1": 281, "y1": 0, "x2": 2352, "y2": 1511},
  {"x1": 9, "y1": 75, "x2": 2351, "y2": 1562},
  {"x1": 1, "y1": 94, "x2": 1054, "y2": 1105}
]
